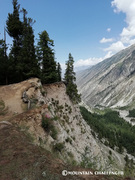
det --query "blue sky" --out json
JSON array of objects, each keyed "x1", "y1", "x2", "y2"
[{"x1": 0, "y1": 0, "x2": 135, "y2": 70}]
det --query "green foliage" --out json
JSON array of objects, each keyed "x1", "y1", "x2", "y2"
[
  {"x1": 80, "y1": 147, "x2": 97, "y2": 169},
  {"x1": 20, "y1": 8, "x2": 40, "y2": 80},
  {"x1": 37, "y1": 30, "x2": 58, "y2": 84},
  {"x1": 6, "y1": 0, "x2": 23, "y2": 38},
  {"x1": 0, "y1": 100, "x2": 8, "y2": 115},
  {"x1": 65, "y1": 137, "x2": 72, "y2": 144},
  {"x1": 53, "y1": 143, "x2": 64, "y2": 152},
  {"x1": 0, "y1": 39, "x2": 8, "y2": 85},
  {"x1": 80, "y1": 106, "x2": 135, "y2": 156},
  {"x1": 57, "y1": 62, "x2": 62, "y2": 82},
  {"x1": 128, "y1": 109, "x2": 135, "y2": 117},
  {"x1": 131, "y1": 119, "x2": 135, "y2": 122},
  {"x1": 52, "y1": 116, "x2": 59, "y2": 121},
  {"x1": 1, "y1": 0, "x2": 74, "y2": 86},
  {"x1": 64, "y1": 53, "x2": 81, "y2": 103},
  {"x1": 1, "y1": 0, "x2": 61, "y2": 85},
  {"x1": 6, "y1": 0, "x2": 23, "y2": 83},
  {"x1": 50, "y1": 127, "x2": 58, "y2": 140},
  {"x1": 109, "y1": 150, "x2": 112, "y2": 155},
  {"x1": 6, "y1": 0, "x2": 39, "y2": 84},
  {"x1": 0, "y1": 100, "x2": 5, "y2": 110},
  {"x1": 41, "y1": 114, "x2": 58, "y2": 139},
  {"x1": 124, "y1": 156, "x2": 135, "y2": 178}
]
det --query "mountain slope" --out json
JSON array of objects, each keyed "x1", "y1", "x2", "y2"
[
  {"x1": 0, "y1": 121, "x2": 128, "y2": 180},
  {"x1": 0, "y1": 121, "x2": 74, "y2": 180},
  {"x1": 0, "y1": 78, "x2": 128, "y2": 179},
  {"x1": 77, "y1": 44, "x2": 135, "y2": 108}
]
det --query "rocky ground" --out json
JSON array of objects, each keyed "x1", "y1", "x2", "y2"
[
  {"x1": 0, "y1": 121, "x2": 130, "y2": 180},
  {"x1": 0, "y1": 78, "x2": 134, "y2": 180}
]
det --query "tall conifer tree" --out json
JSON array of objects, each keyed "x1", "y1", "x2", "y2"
[
  {"x1": 64, "y1": 53, "x2": 81, "y2": 103},
  {"x1": 6, "y1": 1, "x2": 39, "y2": 83},
  {"x1": 37, "y1": 30, "x2": 58, "y2": 84},
  {"x1": 20, "y1": 8, "x2": 39, "y2": 80},
  {"x1": 0, "y1": 39, "x2": 8, "y2": 85},
  {"x1": 6, "y1": 0, "x2": 23, "y2": 83},
  {"x1": 57, "y1": 62, "x2": 62, "y2": 81}
]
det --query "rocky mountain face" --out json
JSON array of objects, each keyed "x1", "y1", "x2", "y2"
[
  {"x1": 77, "y1": 44, "x2": 135, "y2": 109},
  {"x1": 0, "y1": 78, "x2": 128, "y2": 179}
]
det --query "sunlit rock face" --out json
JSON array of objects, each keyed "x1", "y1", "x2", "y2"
[{"x1": 77, "y1": 44, "x2": 135, "y2": 109}]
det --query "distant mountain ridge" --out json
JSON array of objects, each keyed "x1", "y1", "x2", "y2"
[{"x1": 77, "y1": 44, "x2": 135, "y2": 109}]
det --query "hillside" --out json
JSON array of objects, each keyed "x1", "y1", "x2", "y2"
[
  {"x1": 0, "y1": 78, "x2": 133, "y2": 179},
  {"x1": 0, "y1": 121, "x2": 80, "y2": 180},
  {"x1": 77, "y1": 44, "x2": 135, "y2": 109}
]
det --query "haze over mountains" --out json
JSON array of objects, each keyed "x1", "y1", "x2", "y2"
[{"x1": 77, "y1": 44, "x2": 135, "y2": 109}]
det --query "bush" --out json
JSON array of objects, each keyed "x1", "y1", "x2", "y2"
[
  {"x1": 41, "y1": 115, "x2": 52, "y2": 132},
  {"x1": 65, "y1": 137, "x2": 72, "y2": 144},
  {"x1": 53, "y1": 143, "x2": 64, "y2": 152},
  {"x1": 50, "y1": 126, "x2": 57, "y2": 140},
  {"x1": 0, "y1": 100, "x2": 8, "y2": 115},
  {"x1": 41, "y1": 114, "x2": 58, "y2": 139}
]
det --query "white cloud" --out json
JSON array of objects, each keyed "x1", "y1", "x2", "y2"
[
  {"x1": 62, "y1": 1, "x2": 135, "y2": 74},
  {"x1": 104, "y1": 41, "x2": 125, "y2": 52},
  {"x1": 100, "y1": 37, "x2": 114, "y2": 43},
  {"x1": 74, "y1": 52, "x2": 114, "y2": 69},
  {"x1": 103, "y1": 51, "x2": 113, "y2": 59},
  {"x1": 111, "y1": 0, "x2": 135, "y2": 45},
  {"x1": 74, "y1": 57, "x2": 103, "y2": 68},
  {"x1": 63, "y1": 1, "x2": 135, "y2": 73},
  {"x1": 100, "y1": 0, "x2": 135, "y2": 56},
  {"x1": 60, "y1": 63, "x2": 65, "y2": 70},
  {"x1": 107, "y1": 28, "x2": 111, "y2": 32}
]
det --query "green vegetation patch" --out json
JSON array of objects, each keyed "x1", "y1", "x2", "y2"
[
  {"x1": 93, "y1": 107, "x2": 112, "y2": 115},
  {"x1": 128, "y1": 109, "x2": 135, "y2": 117},
  {"x1": 80, "y1": 106, "x2": 135, "y2": 156},
  {"x1": 53, "y1": 143, "x2": 64, "y2": 152},
  {"x1": 0, "y1": 100, "x2": 5, "y2": 110},
  {"x1": 41, "y1": 114, "x2": 58, "y2": 140},
  {"x1": 0, "y1": 100, "x2": 8, "y2": 115}
]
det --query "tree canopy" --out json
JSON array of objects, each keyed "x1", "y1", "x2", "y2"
[
  {"x1": 1, "y1": 0, "x2": 81, "y2": 107},
  {"x1": 64, "y1": 53, "x2": 81, "y2": 103},
  {"x1": 36, "y1": 30, "x2": 58, "y2": 84},
  {"x1": 0, "y1": 40, "x2": 8, "y2": 85},
  {"x1": 1, "y1": 0, "x2": 62, "y2": 85}
]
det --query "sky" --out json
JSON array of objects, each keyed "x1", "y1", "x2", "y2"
[{"x1": 0, "y1": 0, "x2": 135, "y2": 70}]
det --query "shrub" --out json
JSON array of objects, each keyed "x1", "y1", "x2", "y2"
[
  {"x1": 41, "y1": 115, "x2": 52, "y2": 132},
  {"x1": 53, "y1": 116, "x2": 59, "y2": 121},
  {"x1": 50, "y1": 126, "x2": 57, "y2": 140},
  {"x1": 0, "y1": 100, "x2": 8, "y2": 115},
  {"x1": 53, "y1": 143, "x2": 64, "y2": 152},
  {"x1": 41, "y1": 114, "x2": 58, "y2": 139},
  {"x1": 65, "y1": 137, "x2": 72, "y2": 144}
]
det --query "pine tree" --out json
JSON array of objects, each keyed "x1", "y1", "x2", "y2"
[
  {"x1": 20, "y1": 8, "x2": 40, "y2": 80},
  {"x1": 57, "y1": 62, "x2": 62, "y2": 81},
  {"x1": 64, "y1": 53, "x2": 81, "y2": 103},
  {"x1": 37, "y1": 30, "x2": 58, "y2": 84},
  {"x1": 0, "y1": 39, "x2": 8, "y2": 85},
  {"x1": 6, "y1": 1, "x2": 39, "y2": 83},
  {"x1": 6, "y1": 0, "x2": 23, "y2": 83},
  {"x1": 6, "y1": 0, "x2": 23, "y2": 39}
]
